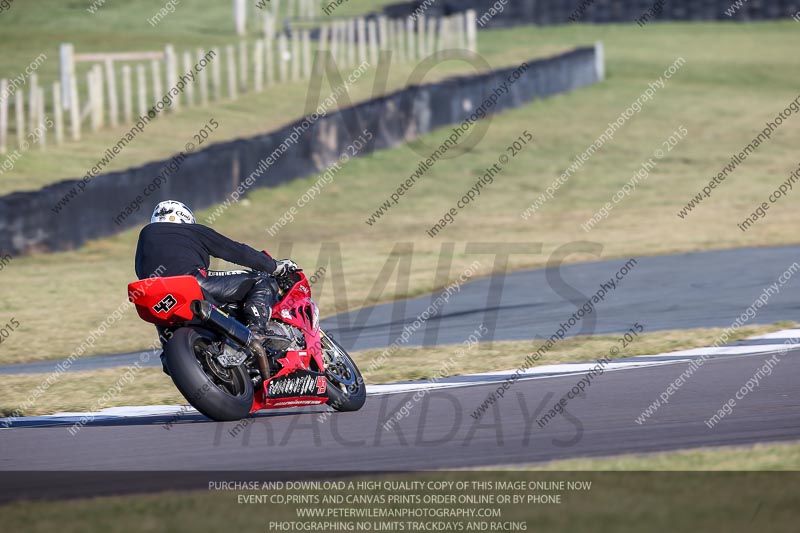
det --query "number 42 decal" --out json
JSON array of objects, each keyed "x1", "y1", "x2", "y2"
[{"x1": 153, "y1": 294, "x2": 178, "y2": 314}]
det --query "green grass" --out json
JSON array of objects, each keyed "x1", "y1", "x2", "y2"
[
  {"x1": 512, "y1": 441, "x2": 800, "y2": 471},
  {"x1": 0, "y1": 323, "x2": 788, "y2": 416},
  {"x1": 0, "y1": 22, "x2": 798, "y2": 362},
  {"x1": 0, "y1": 0, "x2": 489, "y2": 195},
  {"x1": 2, "y1": 442, "x2": 799, "y2": 532},
  {"x1": 0, "y1": 0, "x2": 392, "y2": 77}
]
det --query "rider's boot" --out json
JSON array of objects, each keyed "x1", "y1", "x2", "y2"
[{"x1": 244, "y1": 274, "x2": 291, "y2": 352}]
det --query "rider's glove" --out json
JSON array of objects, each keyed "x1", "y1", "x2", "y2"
[{"x1": 273, "y1": 259, "x2": 299, "y2": 277}]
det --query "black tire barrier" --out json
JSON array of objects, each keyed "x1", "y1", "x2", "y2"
[
  {"x1": 383, "y1": 0, "x2": 800, "y2": 26},
  {"x1": 0, "y1": 46, "x2": 601, "y2": 256}
]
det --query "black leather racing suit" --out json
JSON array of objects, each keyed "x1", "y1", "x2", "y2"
[{"x1": 135, "y1": 222, "x2": 279, "y2": 333}]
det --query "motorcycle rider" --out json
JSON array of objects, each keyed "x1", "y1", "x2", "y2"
[{"x1": 135, "y1": 200, "x2": 297, "y2": 371}]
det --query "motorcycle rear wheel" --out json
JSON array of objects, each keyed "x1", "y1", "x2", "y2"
[{"x1": 165, "y1": 327, "x2": 254, "y2": 422}]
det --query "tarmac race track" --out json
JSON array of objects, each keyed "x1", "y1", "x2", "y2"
[
  {"x1": 1, "y1": 245, "x2": 799, "y2": 501},
  {"x1": 1, "y1": 344, "x2": 798, "y2": 500}
]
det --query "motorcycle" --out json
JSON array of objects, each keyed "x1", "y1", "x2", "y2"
[{"x1": 128, "y1": 267, "x2": 365, "y2": 422}]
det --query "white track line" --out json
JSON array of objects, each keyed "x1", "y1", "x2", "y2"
[
  {"x1": 3, "y1": 328, "x2": 799, "y2": 426},
  {"x1": 630, "y1": 344, "x2": 792, "y2": 358},
  {"x1": 747, "y1": 328, "x2": 800, "y2": 340}
]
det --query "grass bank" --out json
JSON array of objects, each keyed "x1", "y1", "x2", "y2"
[{"x1": 0, "y1": 22, "x2": 798, "y2": 362}]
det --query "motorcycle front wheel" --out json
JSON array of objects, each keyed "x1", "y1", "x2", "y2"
[{"x1": 321, "y1": 332, "x2": 366, "y2": 412}]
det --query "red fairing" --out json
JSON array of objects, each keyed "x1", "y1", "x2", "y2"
[
  {"x1": 128, "y1": 276, "x2": 204, "y2": 326},
  {"x1": 259, "y1": 397, "x2": 327, "y2": 410},
  {"x1": 250, "y1": 349, "x2": 329, "y2": 412},
  {"x1": 270, "y1": 271, "x2": 323, "y2": 370},
  {"x1": 250, "y1": 272, "x2": 327, "y2": 411}
]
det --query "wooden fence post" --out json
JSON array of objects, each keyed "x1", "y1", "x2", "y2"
[
  {"x1": 59, "y1": 43, "x2": 75, "y2": 113},
  {"x1": 456, "y1": 13, "x2": 467, "y2": 51},
  {"x1": 96, "y1": 65, "x2": 105, "y2": 128},
  {"x1": 396, "y1": 19, "x2": 406, "y2": 62},
  {"x1": 310, "y1": 24, "x2": 330, "y2": 77},
  {"x1": 211, "y1": 48, "x2": 222, "y2": 100},
  {"x1": 262, "y1": 12, "x2": 275, "y2": 40},
  {"x1": 226, "y1": 45, "x2": 238, "y2": 100},
  {"x1": 466, "y1": 10, "x2": 478, "y2": 52},
  {"x1": 136, "y1": 64, "x2": 148, "y2": 117},
  {"x1": 347, "y1": 19, "x2": 356, "y2": 66},
  {"x1": 329, "y1": 22, "x2": 337, "y2": 65},
  {"x1": 438, "y1": 17, "x2": 450, "y2": 52},
  {"x1": 121, "y1": 65, "x2": 133, "y2": 123},
  {"x1": 340, "y1": 21, "x2": 349, "y2": 65},
  {"x1": 254, "y1": 40, "x2": 264, "y2": 92},
  {"x1": 378, "y1": 16, "x2": 388, "y2": 51},
  {"x1": 88, "y1": 67, "x2": 96, "y2": 127},
  {"x1": 329, "y1": 23, "x2": 339, "y2": 64},
  {"x1": 87, "y1": 68, "x2": 98, "y2": 132},
  {"x1": 182, "y1": 52, "x2": 195, "y2": 107},
  {"x1": 69, "y1": 74, "x2": 80, "y2": 140},
  {"x1": 302, "y1": 30, "x2": 311, "y2": 79},
  {"x1": 385, "y1": 18, "x2": 395, "y2": 55},
  {"x1": 104, "y1": 58, "x2": 119, "y2": 126},
  {"x1": 15, "y1": 89, "x2": 25, "y2": 147},
  {"x1": 0, "y1": 80, "x2": 7, "y2": 154},
  {"x1": 238, "y1": 40, "x2": 248, "y2": 91},
  {"x1": 197, "y1": 49, "x2": 209, "y2": 105},
  {"x1": 368, "y1": 19, "x2": 378, "y2": 66},
  {"x1": 28, "y1": 73, "x2": 38, "y2": 135},
  {"x1": 278, "y1": 33, "x2": 289, "y2": 82},
  {"x1": 319, "y1": 24, "x2": 329, "y2": 53},
  {"x1": 164, "y1": 44, "x2": 179, "y2": 112},
  {"x1": 37, "y1": 87, "x2": 46, "y2": 150},
  {"x1": 53, "y1": 82, "x2": 64, "y2": 145},
  {"x1": 406, "y1": 17, "x2": 415, "y2": 61},
  {"x1": 264, "y1": 38, "x2": 275, "y2": 86},
  {"x1": 451, "y1": 14, "x2": 460, "y2": 51},
  {"x1": 427, "y1": 17, "x2": 437, "y2": 56},
  {"x1": 417, "y1": 15, "x2": 427, "y2": 58},
  {"x1": 357, "y1": 18, "x2": 367, "y2": 65},
  {"x1": 234, "y1": 0, "x2": 247, "y2": 37}
]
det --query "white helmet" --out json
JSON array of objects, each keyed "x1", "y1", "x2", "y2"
[{"x1": 151, "y1": 200, "x2": 195, "y2": 224}]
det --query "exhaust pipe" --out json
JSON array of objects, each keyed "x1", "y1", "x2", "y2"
[
  {"x1": 191, "y1": 300, "x2": 271, "y2": 381},
  {"x1": 190, "y1": 300, "x2": 252, "y2": 347}
]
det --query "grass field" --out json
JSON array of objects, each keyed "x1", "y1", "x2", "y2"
[
  {"x1": 0, "y1": 0, "x2": 390, "y2": 79},
  {"x1": 0, "y1": 0, "x2": 534, "y2": 195},
  {"x1": 515, "y1": 441, "x2": 800, "y2": 471},
  {"x1": 0, "y1": 323, "x2": 788, "y2": 416},
  {"x1": 0, "y1": 22, "x2": 798, "y2": 363},
  {"x1": 2, "y1": 441, "x2": 798, "y2": 532}
]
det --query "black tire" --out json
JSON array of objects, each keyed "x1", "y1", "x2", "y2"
[
  {"x1": 165, "y1": 327, "x2": 254, "y2": 422},
  {"x1": 322, "y1": 332, "x2": 366, "y2": 412}
]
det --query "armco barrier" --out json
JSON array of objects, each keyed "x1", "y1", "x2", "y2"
[
  {"x1": 384, "y1": 0, "x2": 800, "y2": 26},
  {"x1": 0, "y1": 45, "x2": 602, "y2": 256}
]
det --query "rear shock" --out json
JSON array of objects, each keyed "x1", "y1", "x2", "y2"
[{"x1": 191, "y1": 300, "x2": 271, "y2": 381}]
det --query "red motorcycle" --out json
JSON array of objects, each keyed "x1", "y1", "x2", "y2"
[{"x1": 128, "y1": 268, "x2": 365, "y2": 421}]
